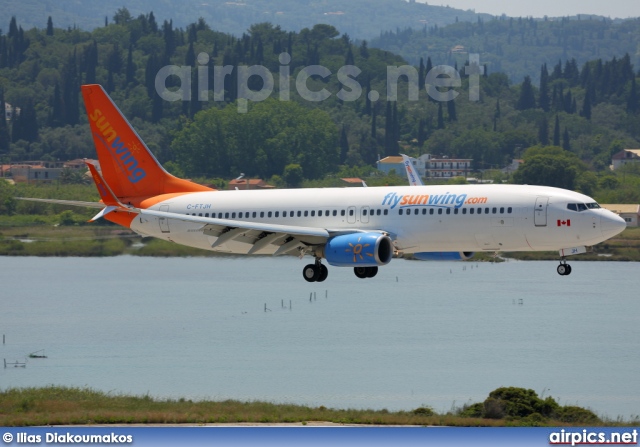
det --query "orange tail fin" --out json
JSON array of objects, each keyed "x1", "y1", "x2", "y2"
[{"x1": 81, "y1": 84, "x2": 212, "y2": 200}]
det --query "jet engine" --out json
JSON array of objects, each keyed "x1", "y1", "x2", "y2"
[{"x1": 323, "y1": 233, "x2": 393, "y2": 267}]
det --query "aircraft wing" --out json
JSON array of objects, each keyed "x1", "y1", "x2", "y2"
[
  {"x1": 16, "y1": 197, "x2": 106, "y2": 209},
  {"x1": 137, "y1": 208, "x2": 390, "y2": 255},
  {"x1": 16, "y1": 197, "x2": 392, "y2": 255}
]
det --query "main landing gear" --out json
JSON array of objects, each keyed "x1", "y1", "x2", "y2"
[
  {"x1": 557, "y1": 259, "x2": 572, "y2": 276},
  {"x1": 303, "y1": 259, "x2": 328, "y2": 283}
]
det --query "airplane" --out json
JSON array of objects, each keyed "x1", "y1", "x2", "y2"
[
  {"x1": 20, "y1": 84, "x2": 627, "y2": 282},
  {"x1": 400, "y1": 154, "x2": 423, "y2": 186}
]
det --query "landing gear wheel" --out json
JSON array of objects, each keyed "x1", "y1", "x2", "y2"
[
  {"x1": 557, "y1": 262, "x2": 572, "y2": 276},
  {"x1": 317, "y1": 264, "x2": 329, "y2": 282},
  {"x1": 354, "y1": 266, "x2": 368, "y2": 279},
  {"x1": 354, "y1": 266, "x2": 378, "y2": 279},
  {"x1": 303, "y1": 264, "x2": 320, "y2": 282}
]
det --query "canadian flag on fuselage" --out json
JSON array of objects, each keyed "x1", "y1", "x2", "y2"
[{"x1": 557, "y1": 219, "x2": 571, "y2": 227}]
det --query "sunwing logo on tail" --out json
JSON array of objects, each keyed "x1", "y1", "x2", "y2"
[{"x1": 89, "y1": 109, "x2": 147, "y2": 184}]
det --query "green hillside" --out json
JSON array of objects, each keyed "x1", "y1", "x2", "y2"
[
  {"x1": 371, "y1": 16, "x2": 640, "y2": 83},
  {"x1": 0, "y1": 11, "x2": 639, "y2": 215},
  {"x1": 2, "y1": 0, "x2": 492, "y2": 40}
]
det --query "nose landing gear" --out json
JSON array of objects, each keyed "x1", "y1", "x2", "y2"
[{"x1": 557, "y1": 259, "x2": 572, "y2": 276}]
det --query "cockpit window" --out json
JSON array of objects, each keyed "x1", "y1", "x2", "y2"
[{"x1": 567, "y1": 203, "x2": 595, "y2": 212}]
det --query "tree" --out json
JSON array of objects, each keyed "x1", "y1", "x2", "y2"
[
  {"x1": 553, "y1": 115, "x2": 560, "y2": 146},
  {"x1": 283, "y1": 163, "x2": 304, "y2": 188},
  {"x1": 516, "y1": 75, "x2": 536, "y2": 110},
  {"x1": 538, "y1": 64, "x2": 550, "y2": 112},
  {"x1": 46, "y1": 16, "x2": 54, "y2": 36},
  {"x1": 513, "y1": 146, "x2": 585, "y2": 190},
  {"x1": 0, "y1": 89, "x2": 10, "y2": 153}
]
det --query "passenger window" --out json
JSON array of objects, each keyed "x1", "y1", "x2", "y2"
[
  {"x1": 399, "y1": 209, "x2": 404, "y2": 215},
  {"x1": 349, "y1": 209, "x2": 354, "y2": 216},
  {"x1": 253, "y1": 212, "x2": 257, "y2": 218},
  {"x1": 318, "y1": 210, "x2": 323, "y2": 217},
  {"x1": 199, "y1": 213, "x2": 203, "y2": 217},
  {"x1": 485, "y1": 208, "x2": 490, "y2": 214},
  {"x1": 438, "y1": 209, "x2": 443, "y2": 215},
  {"x1": 454, "y1": 208, "x2": 459, "y2": 214},
  {"x1": 383, "y1": 210, "x2": 388, "y2": 215},
  {"x1": 377, "y1": 210, "x2": 381, "y2": 216},
  {"x1": 462, "y1": 208, "x2": 467, "y2": 214},
  {"x1": 470, "y1": 208, "x2": 475, "y2": 215},
  {"x1": 422, "y1": 209, "x2": 426, "y2": 215},
  {"x1": 232, "y1": 212, "x2": 236, "y2": 218},
  {"x1": 225, "y1": 212, "x2": 229, "y2": 218},
  {"x1": 311, "y1": 210, "x2": 315, "y2": 217},
  {"x1": 205, "y1": 213, "x2": 209, "y2": 218},
  {"x1": 333, "y1": 210, "x2": 338, "y2": 216},
  {"x1": 283, "y1": 211, "x2": 287, "y2": 217},
  {"x1": 304, "y1": 211, "x2": 309, "y2": 217},
  {"x1": 492, "y1": 207, "x2": 497, "y2": 214},
  {"x1": 446, "y1": 208, "x2": 451, "y2": 215},
  {"x1": 429, "y1": 209, "x2": 434, "y2": 215},
  {"x1": 508, "y1": 207, "x2": 512, "y2": 213},
  {"x1": 275, "y1": 211, "x2": 279, "y2": 217},
  {"x1": 341, "y1": 210, "x2": 346, "y2": 216},
  {"x1": 219, "y1": 213, "x2": 223, "y2": 218},
  {"x1": 362, "y1": 209, "x2": 367, "y2": 216},
  {"x1": 238, "y1": 212, "x2": 243, "y2": 218},
  {"x1": 297, "y1": 211, "x2": 302, "y2": 217},
  {"x1": 260, "y1": 212, "x2": 264, "y2": 218},
  {"x1": 477, "y1": 208, "x2": 482, "y2": 215}
]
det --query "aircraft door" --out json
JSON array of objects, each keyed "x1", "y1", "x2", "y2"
[
  {"x1": 534, "y1": 197, "x2": 548, "y2": 227},
  {"x1": 159, "y1": 204, "x2": 170, "y2": 233},
  {"x1": 347, "y1": 206, "x2": 357, "y2": 224}
]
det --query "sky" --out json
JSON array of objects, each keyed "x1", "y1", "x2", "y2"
[{"x1": 418, "y1": 0, "x2": 640, "y2": 19}]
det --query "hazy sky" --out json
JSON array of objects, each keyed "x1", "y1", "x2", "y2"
[{"x1": 419, "y1": 0, "x2": 640, "y2": 19}]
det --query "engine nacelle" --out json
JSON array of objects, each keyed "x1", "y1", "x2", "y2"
[
  {"x1": 323, "y1": 233, "x2": 393, "y2": 267},
  {"x1": 413, "y1": 252, "x2": 475, "y2": 261}
]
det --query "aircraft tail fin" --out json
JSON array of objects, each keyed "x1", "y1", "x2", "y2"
[
  {"x1": 400, "y1": 154, "x2": 424, "y2": 186},
  {"x1": 81, "y1": 84, "x2": 212, "y2": 200}
]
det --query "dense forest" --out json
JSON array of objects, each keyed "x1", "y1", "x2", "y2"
[
  {"x1": 0, "y1": 10, "x2": 639, "y2": 205},
  {"x1": 372, "y1": 16, "x2": 640, "y2": 83}
]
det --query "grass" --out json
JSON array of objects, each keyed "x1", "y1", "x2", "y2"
[
  {"x1": 0, "y1": 387, "x2": 635, "y2": 427},
  {"x1": 1, "y1": 219, "x2": 640, "y2": 260}
]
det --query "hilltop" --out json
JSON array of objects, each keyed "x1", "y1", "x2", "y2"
[{"x1": 2, "y1": 0, "x2": 492, "y2": 40}]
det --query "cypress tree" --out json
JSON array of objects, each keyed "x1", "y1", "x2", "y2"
[
  {"x1": 339, "y1": 125, "x2": 349, "y2": 164},
  {"x1": 553, "y1": 115, "x2": 561, "y2": 146},
  {"x1": 516, "y1": 76, "x2": 536, "y2": 110},
  {"x1": 437, "y1": 102, "x2": 444, "y2": 129},
  {"x1": 126, "y1": 44, "x2": 135, "y2": 84},
  {"x1": 447, "y1": 98, "x2": 457, "y2": 121},
  {"x1": 627, "y1": 77, "x2": 638, "y2": 114},
  {"x1": 538, "y1": 116, "x2": 549, "y2": 145},
  {"x1": 562, "y1": 127, "x2": 571, "y2": 151},
  {"x1": 539, "y1": 64, "x2": 550, "y2": 112},
  {"x1": 418, "y1": 57, "x2": 425, "y2": 91},
  {"x1": 46, "y1": 16, "x2": 54, "y2": 36}
]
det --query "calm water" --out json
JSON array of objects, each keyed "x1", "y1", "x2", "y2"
[{"x1": 1, "y1": 256, "x2": 639, "y2": 419}]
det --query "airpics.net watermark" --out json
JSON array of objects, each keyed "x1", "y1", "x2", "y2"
[{"x1": 155, "y1": 52, "x2": 483, "y2": 113}]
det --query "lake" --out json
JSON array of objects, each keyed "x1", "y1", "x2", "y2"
[{"x1": 1, "y1": 256, "x2": 639, "y2": 420}]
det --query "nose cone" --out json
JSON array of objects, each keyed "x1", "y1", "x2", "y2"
[{"x1": 601, "y1": 212, "x2": 627, "y2": 239}]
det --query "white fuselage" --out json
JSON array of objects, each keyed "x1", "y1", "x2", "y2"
[{"x1": 129, "y1": 184, "x2": 625, "y2": 256}]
